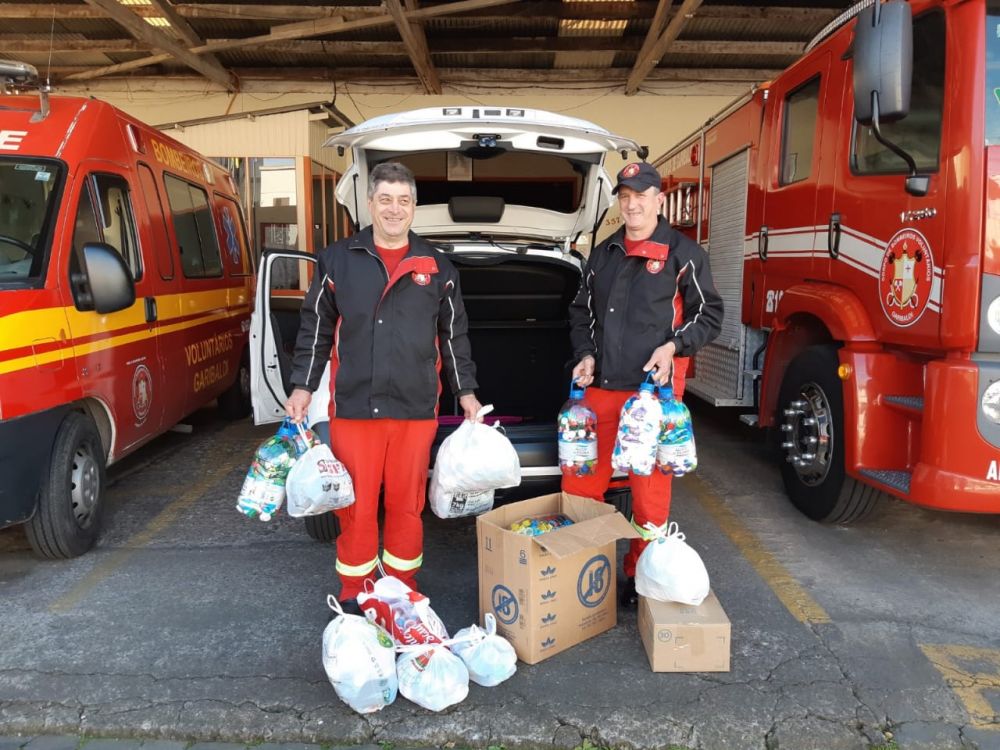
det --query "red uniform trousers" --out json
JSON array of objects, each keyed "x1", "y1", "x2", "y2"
[
  {"x1": 329, "y1": 417, "x2": 437, "y2": 600},
  {"x1": 561, "y1": 370, "x2": 686, "y2": 577}
]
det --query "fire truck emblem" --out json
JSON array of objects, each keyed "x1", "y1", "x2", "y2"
[
  {"x1": 412, "y1": 272, "x2": 430, "y2": 286},
  {"x1": 646, "y1": 259, "x2": 664, "y2": 274},
  {"x1": 622, "y1": 162, "x2": 641, "y2": 178},
  {"x1": 132, "y1": 364, "x2": 153, "y2": 424},
  {"x1": 879, "y1": 229, "x2": 934, "y2": 327}
]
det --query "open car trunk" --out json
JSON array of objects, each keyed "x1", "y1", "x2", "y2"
[
  {"x1": 255, "y1": 249, "x2": 580, "y2": 489},
  {"x1": 430, "y1": 252, "x2": 580, "y2": 488}
]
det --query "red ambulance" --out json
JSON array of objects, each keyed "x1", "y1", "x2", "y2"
[
  {"x1": 0, "y1": 61, "x2": 254, "y2": 558},
  {"x1": 657, "y1": 0, "x2": 1000, "y2": 522}
]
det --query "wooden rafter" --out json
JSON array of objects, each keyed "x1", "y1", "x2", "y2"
[
  {"x1": 1, "y1": 37, "x2": 805, "y2": 57},
  {"x1": 80, "y1": 0, "x2": 237, "y2": 91},
  {"x1": 64, "y1": 0, "x2": 520, "y2": 83},
  {"x1": 625, "y1": 0, "x2": 703, "y2": 95},
  {"x1": 146, "y1": 0, "x2": 233, "y2": 86},
  {"x1": 0, "y1": 3, "x2": 843, "y2": 23},
  {"x1": 633, "y1": 0, "x2": 673, "y2": 80},
  {"x1": 385, "y1": 0, "x2": 441, "y2": 95}
]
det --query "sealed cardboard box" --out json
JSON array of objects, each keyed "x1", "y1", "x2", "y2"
[
  {"x1": 477, "y1": 492, "x2": 639, "y2": 665},
  {"x1": 638, "y1": 591, "x2": 731, "y2": 672}
]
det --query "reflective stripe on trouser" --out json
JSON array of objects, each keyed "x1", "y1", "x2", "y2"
[
  {"x1": 560, "y1": 371, "x2": 685, "y2": 577},
  {"x1": 330, "y1": 416, "x2": 437, "y2": 599},
  {"x1": 382, "y1": 550, "x2": 423, "y2": 587}
]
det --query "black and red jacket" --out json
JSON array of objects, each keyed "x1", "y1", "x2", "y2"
[
  {"x1": 290, "y1": 227, "x2": 478, "y2": 420},
  {"x1": 569, "y1": 217, "x2": 724, "y2": 391}
]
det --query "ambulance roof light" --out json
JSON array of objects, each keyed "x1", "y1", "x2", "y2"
[{"x1": 0, "y1": 59, "x2": 50, "y2": 123}]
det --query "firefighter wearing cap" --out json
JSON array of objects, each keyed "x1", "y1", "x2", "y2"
[
  {"x1": 286, "y1": 162, "x2": 481, "y2": 614},
  {"x1": 565, "y1": 161, "x2": 724, "y2": 608}
]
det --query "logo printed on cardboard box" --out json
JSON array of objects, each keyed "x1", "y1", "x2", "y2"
[
  {"x1": 577, "y1": 554, "x2": 611, "y2": 608},
  {"x1": 492, "y1": 584, "x2": 519, "y2": 625},
  {"x1": 657, "y1": 628, "x2": 673, "y2": 643},
  {"x1": 540, "y1": 565, "x2": 556, "y2": 576},
  {"x1": 541, "y1": 589, "x2": 556, "y2": 601},
  {"x1": 541, "y1": 636, "x2": 556, "y2": 649},
  {"x1": 541, "y1": 612, "x2": 556, "y2": 624}
]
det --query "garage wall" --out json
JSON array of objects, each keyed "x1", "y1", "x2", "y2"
[{"x1": 62, "y1": 79, "x2": 746, "y2": 175}]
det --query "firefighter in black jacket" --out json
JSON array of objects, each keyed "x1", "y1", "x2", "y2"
[
  {"x1": 286, "y1": 162, "x2": 481, "y2": 613},
  {"x1": 565, "y1": 161, "x2": 723, "y2": 607}
]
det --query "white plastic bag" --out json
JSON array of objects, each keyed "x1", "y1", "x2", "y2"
[
  {"x1": 396, "y1": 645, "x2": 469, "y2": 711},
  {"x1": 433, "y1": 405, "x2": 521, "y2": 493},
  {"x1": 635, "y1": 521, "x2": 710, "y2": 606},
  {"x1": 429, "y1": 469, "x2": 494, "y2": 519},
  {"x1": 358, "y1": 575, "x2": 449, "y2": 646},
  {"x1": 321, "y1": 595, "x2": 398, "y2": 714},
  {"x1": 450, "y1": 613, "x2": 517, "y2": 687},
  {"x1": 286, "y1": 424, "x2": 355, "y2": 516}
]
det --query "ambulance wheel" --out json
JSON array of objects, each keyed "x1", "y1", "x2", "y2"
[
  {"x1": 304, "y1": 512, "x2": 340, "y2": 543},
  {"x1": 26, "y1": 412, "x2": 106, "y2": 559},
  {"x1": 777, "y1": 345, "x2": 881, "y2": 524},
  {"x1": 218, "y1": 352, "x2": 251, "y2": 419}
]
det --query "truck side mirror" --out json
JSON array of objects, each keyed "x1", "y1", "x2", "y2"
[
  {"x1": 853, "y1": 0, "x2": 913, "y2": 125},
  {"x1": 79, "y1": 242, "x2": 136, "y2": 314}
]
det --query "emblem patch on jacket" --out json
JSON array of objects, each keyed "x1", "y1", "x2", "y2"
[
  {"x1": 412, "y1": 272, "x2": 431, "y2": 286},
  {"x1": 646, "y1": 259, "x2": 664, "y2": 274}
]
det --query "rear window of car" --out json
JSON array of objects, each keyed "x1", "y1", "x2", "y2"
[{"x1": 376, "y1": 151, "x2": 586, "y2": 214}]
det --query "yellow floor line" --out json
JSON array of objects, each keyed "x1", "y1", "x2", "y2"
[
  {"x1": 920, "y1": 644, "x2": 1000, "y2": 730},
  {"x1": 687, "y1": 474, "x2": 832, "y2": 625},
  {"x1": 49, "y1": 446, "x2": 244, "y2": 614}
]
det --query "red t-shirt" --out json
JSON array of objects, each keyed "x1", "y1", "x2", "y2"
[{"x1": 375, "y1": 243, "x2": 409, "y2": 277}]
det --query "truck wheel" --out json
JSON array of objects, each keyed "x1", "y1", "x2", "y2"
[
  {"x1": 26, "y1": 412, "x2": 106, "y2": 559},
  {"x1": 218, "y1": 351, "x2": 251, "y2": 419},
  {"x1": 304, "y1": 512, "x2": 340, "y2": 542},
  {"x1": 777, "y1": 345, "x2": 882, "y2": 524}
]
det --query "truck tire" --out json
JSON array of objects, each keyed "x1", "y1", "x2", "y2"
[
  {"x1": 25, "y1": 412, "x2": 106, "y2": 559},
  {"x1": 304, "y1": 512, "x2": 340, "y2": 542},
  {"x1": 777, "y1": 345, "x2": 882, "y2": 524},
  {"x1": 218, "y1": 351, "x2": 251, "y2": 419}
]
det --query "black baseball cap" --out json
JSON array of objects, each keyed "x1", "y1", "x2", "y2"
[{"x1": 612, "y1": 161, "x2": 661, "y2": 194}]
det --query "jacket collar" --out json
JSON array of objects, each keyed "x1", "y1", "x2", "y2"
[
  {"x1": 606, "y1": 216, "x2": 674, "y2": 255},
  {"x1": 347, "y1": 226, "x2": 437, "y2": 258}
]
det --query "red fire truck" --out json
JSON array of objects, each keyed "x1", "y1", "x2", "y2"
[
  {"x1": 657, "y1": 0, "x2": 1000, "y2": 521},
  {"x1": 0, "y1": 61, "x2": 254, "y2": 557}
]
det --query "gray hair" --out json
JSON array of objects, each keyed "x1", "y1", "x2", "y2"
[{"x1": 367, "y1": 161, "x2": 417, "y2": 202}]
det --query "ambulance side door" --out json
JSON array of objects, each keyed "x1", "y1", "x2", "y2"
[{"x1": 68, "y1": 164, "x2": 165, "y2": 451}]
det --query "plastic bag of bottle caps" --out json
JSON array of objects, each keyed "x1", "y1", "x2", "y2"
[
  {"x1": 656, "y1": 385, "x2": 698, "y2": 476},
  {"x1": 558, "y1": 379, "x2": 598, "y2": 477},
  {"x1": 236, "y1": 418, "x2": 309, "y2": 521},
  {"x1": 612, "y1": 374, "x2": 663, "y2": 476}
]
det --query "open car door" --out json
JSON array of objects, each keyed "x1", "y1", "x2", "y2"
[{"x1": 250, "y1": 249, "x2": 318, "y2": 425}]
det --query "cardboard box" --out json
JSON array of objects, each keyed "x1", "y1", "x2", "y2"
[
  {"x1": 638, "y1": 591, "x2": 731, "y2": 672},
  {"x1": 477, "y1": 492, "x2": 640, "y2": 665}
]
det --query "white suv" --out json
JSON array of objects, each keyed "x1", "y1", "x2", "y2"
[{"x1": 249, "y1": 106, "x2": 641, "y2": 539}]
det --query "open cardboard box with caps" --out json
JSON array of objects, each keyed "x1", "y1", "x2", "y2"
[{"x1": 476, "y1": 492, "x2": 731, "y2": 670}]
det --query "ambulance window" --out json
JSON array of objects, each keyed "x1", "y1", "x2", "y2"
[
  {"x1": 780, "y1": 76, "x2": 821, "y2": 185},
  {"x1": 92, "y1": 174, "x2": 142, "y2": 281},
  {"x1": 215, "y1": 194, "x2": 251, "y2": 276},
  {"x1": 853, "y1": 11, "x2": 945, "y2": 174},
  {"x1": 164, "y1": 173, "x2": 223, "y2": 278},
  {"x1": 71, "y1": 184, "x2": 102, "y2": 258},
  {"x1": 137, "y1": 163, "x2": 174, "y2": 281}
]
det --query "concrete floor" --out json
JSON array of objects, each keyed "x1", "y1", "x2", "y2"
[{"x1": 1, "y1": 402, "x2": 998, "y2": 750}]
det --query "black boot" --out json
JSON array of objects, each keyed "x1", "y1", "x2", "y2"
[{"x1": 619, "y1": 577, "x2": 638, "y2": 609}]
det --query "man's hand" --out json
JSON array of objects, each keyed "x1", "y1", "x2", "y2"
[
  {"x1": 459, "y1": 393, "x2": 484, "y2": 422},
  {"x1": 285, "y1": 387, "x2": 312, "y2": 423},
  {"x1": 643, "y1": 342, "x2": 677, "y2": 386},
  {"x1": 572, "y1": 355, "x2": 596, "y2": 388}
]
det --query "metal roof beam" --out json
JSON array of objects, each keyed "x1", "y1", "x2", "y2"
[
  {"x1": 625, "y1": 0, "x2": 702, "y2": 95},
  {"x1": 385, "y1": 0, "x2": 442, "y2": 95},
  {"x1": 80, "y1": 0, "x2": 237, "y2": 91}
]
